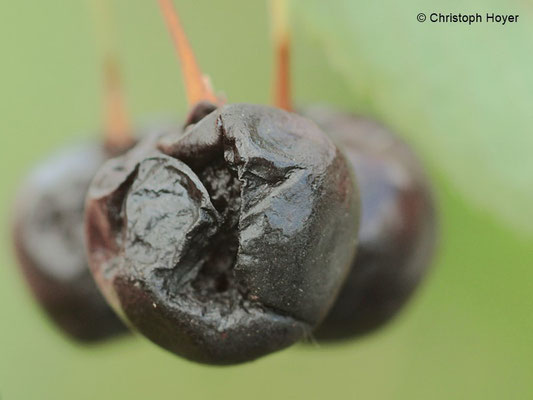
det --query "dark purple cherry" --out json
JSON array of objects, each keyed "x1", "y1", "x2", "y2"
[
  {"x1": 307, "y1": 108, "x2": 437, "y2": 340},
  {"x1": 13, "y1": 144, "x2": 126, "y2": 341},
  {"x1": 85, "y1": 102, "x2": 360, "y2": 364}
]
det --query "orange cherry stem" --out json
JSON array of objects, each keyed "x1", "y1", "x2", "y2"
[
  {"x1": 103, "y1": 54, "x2": 133, "y2": 150},
  {"x1": 157, "y1": 0, "x2": 219, "y2": 107},
  {"x1": 271, "y1": 0, "x2": 292, "y2": 111},
  {"x1": 91, "y1": 0, "x2": 133, "y2": 150}
]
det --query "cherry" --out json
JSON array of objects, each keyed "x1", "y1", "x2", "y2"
[
  {"x1": 307, "y1": 108, "x2": 437, "y2": 340},
  {"x1": 84, "y1": 0, "x2": 360, "y2": 364},
  {"x1": 12, "y1": 57, "x2": 133, "y2": 341}
]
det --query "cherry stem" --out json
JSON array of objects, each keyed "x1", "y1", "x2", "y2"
[
  {"x1": 157, "y1": 0, "x2": 219, "y2": 108},
  {"x1": 103, "y1": 54, "x2": 132, "y2": 151},
  {"x1": 271, "y1": 0, "x2": 292, "y2": 111},
  {"x1": 91, "y1": 0, "x2": 133, "y2": 151}
]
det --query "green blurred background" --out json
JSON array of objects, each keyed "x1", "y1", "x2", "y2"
[{"x1": 1, "y1": 1, "x2": 532, "y2": 399}]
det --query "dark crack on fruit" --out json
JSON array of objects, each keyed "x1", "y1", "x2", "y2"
[
  {"x1": 85, "y1": 104, "x2": 360, "y2": 364},
  {"x1": 306, "y1": 107, "x2": 438, "y2": 341},
  {"x1": 189, "y1": 157, "x2": 242, "y2": 297}
]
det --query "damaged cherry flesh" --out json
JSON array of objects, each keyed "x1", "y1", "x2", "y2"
[
  {"x1": 12, "y1": 143, "x2": 128, "y2": 341},
  {"x1": 307, "y1": 107, "x2": 437, "y2": 340},
  {"x1": 85, "y1": 103, "x2": 360, "y2": 364}
]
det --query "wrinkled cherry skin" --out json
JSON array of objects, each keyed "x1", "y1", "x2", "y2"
[
  {"x1": 85, "y1": 104, "x2": 360, "y2": 364},
  {"x1": 307, "y1": 107, "x2": 437, "y2": 340},
  {"x1": 12, "y1": 144, "x2": 127, "y2": 341}
]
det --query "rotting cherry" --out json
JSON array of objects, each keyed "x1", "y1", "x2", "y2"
[
  {"x1": 269, "y1": 0, "x2": 437, "y2": 341},
  {"x1": 11, "y1": 49, "x2": 136, "y2": 341},
  {"x1": 84, "y1": 0, "x2": 360, "y2": 365}
]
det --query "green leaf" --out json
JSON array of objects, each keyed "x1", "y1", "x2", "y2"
[{"x1": 293, "y1": 0, "x2": 533, "y2": 237}]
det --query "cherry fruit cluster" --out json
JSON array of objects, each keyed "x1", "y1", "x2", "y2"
[{"x1": 11, "y1": 0, "x2": 436, "y2": 365}]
